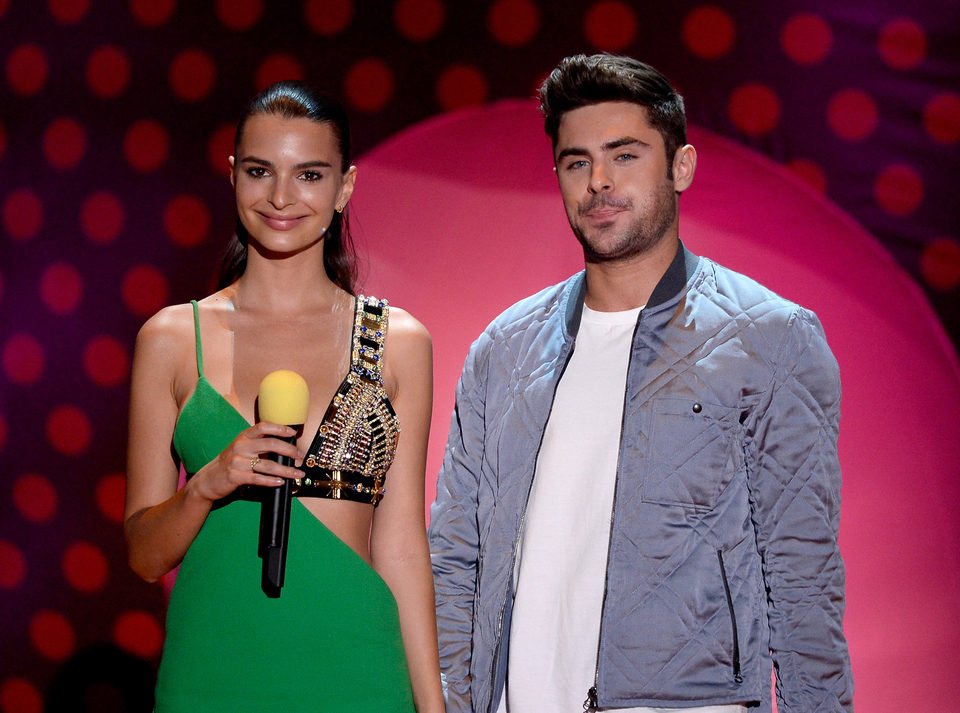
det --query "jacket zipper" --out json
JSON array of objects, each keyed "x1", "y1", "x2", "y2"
[
  {"x1": 716, "y1": 549, "x2": 743, "y2": 683},
  {"x1": 583, "y1": 311, "x2": 644, "y2": 713}
]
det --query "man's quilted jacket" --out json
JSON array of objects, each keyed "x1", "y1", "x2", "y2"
[{"x1": 428, "y1": 244, "x2": 854, "y2": 713}]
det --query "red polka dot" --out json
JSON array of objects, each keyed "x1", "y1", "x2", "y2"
[
  {"x1": 728, "y1": 83, "x2": 781, "y2": 136},
  {"x1": 584, "y1": 1, "x2": 637, "y2": 52},
  {"x1": 920, "y1": 238, "x2": 960, "y2": 291},
  {"x1": 129, "y1": 0, "x2": 174, "y2": 26},
  {"x1": 29, "y1": 610, "x2": 76, "y2": 661},
  {"x1": 0, "y1": 413, "x2": 6, "y2": 451},
  {"x1": 86, "y1": 45, "x2": 132, "y2": 98},
  {"x1": 2, "y1": 188, "x2": 43, "y2": 240},
  {"x1": 682, "y1": 5, "x2": 736, "y2": 59},
  {"x1": 215, "y1": 0, "x2": 261, "y2": 30},
  {"x1": 122, "y1": 264, "x2": 169, "y2": 317},
  {"x1": 488, "y1": 0, "x2": 539, "y2": 47},
  {"x1": 96, "y1": 473, "x2": 126, "y2": 524},
  {"x1": 2, "y1": 334, "x2": 44, "y2": 385},
  {"x1": 436, "y1": 65, "x2": 489, "y2": 111},
  {"x1": 827, "y1": 88, "x2": 878, "y2": 141},
  {"x1": 48, "y1": 0, "x2": 89, "y2": 23},
  {"x1": 874, "y1": 164, "x2": 924, "y2": 217},
  {"x1": 0, "y1": 122, "x2": 6, "y2": 160},
  {"x1": 786, "y1": 158, "x2": 827, "y2": 194},
  {"x1": 164, "y1": 194, "x2": 210, "y2": 247},
  {"x1": 0, "y1": 0, "x2": 8, "y2": 18},
  {"x1": 46, "y1": 405, "x2": 93, "y2": 457},
  {"x1": 208, "y1": 123, "x2": 236, "y2": 177},
  {"x1": 254, "y1": 53, "x2": 305, "y2": 91},
  {"x1": 83, "y1": 335, "x2": 129, "y2": 387},
  {"x1": 169, "y1": 48, "x2": 216, "y2": 101},
  {"x1": 124, "y1": 119, "x2": 170, "y2": 172},
  {"x1": 40, "y1": 262, "x2": 83, "y2": 314},
  {"x1": 0, "y1": 540, "x2": 26, "y2": 588},
  {"x1": 923, "y1": 92, "x2": 960, "y2": 144},
  {"x1": 13, "y1": 473, "x2": 58, "y2": 523},
  {"x1": 62, "y1": 541, "x2": 109, "y2": 592},
  {"x1": 80, "y1": 190, "x2": 125, "y2": 244},
  {"x1": 303, "y1": 0, "x2": 353, "y2": 35},
  {"x1": 0, "y1": 677, "x2": 42, "y2": 713},
  {"x1": 394, "y1": 0, "x2": 445, "y2": 41},
  {"x1": 114, "y1": 610, "x2": 163, "y2": 659},
  {"x1": 344, "y1": 58, "x2": 395, "y2": 114},
  {"x1": 6, "y1": 43, "x2": 49, "y2": 96},
  {"x1": 42, "y1": 117, "x2": 86, "y2": 170},
  {"x1": 781, "y1": 12, "x2": 832, "y2": 65},
  {"x1": 878, "y1": 17, "x2": 927, "y2": 70}
]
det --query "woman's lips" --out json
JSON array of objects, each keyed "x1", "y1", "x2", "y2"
[{"x1": 258, "y1": 212, "x2": 306, "y2": 230}]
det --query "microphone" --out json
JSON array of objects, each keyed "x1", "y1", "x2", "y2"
[{"x1": 257, "y1": 369, "x2": 309, "y2": 598}]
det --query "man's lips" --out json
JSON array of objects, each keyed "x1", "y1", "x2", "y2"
[{"x1": 257, "y1": 212, "x2": 306, "y2": 230}]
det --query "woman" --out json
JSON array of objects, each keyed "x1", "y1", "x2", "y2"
[{"x1": 125, "y1": 81, "x2": 443, "y2": 713}]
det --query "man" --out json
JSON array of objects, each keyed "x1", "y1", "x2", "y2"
[{"x1": 428, "y1": 53, "x2": 853, "y2": 713}]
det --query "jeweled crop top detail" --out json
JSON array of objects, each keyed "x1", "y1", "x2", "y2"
[{"x1": 294, "y1": 296, "x2": 400, "y2": 506}]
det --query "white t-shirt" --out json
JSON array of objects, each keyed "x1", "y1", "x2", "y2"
[{"x1": 497, "y1": 304, "x2": 745, "y2": 713}]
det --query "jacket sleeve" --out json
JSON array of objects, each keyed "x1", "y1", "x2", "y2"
[
  {"x1": 428, "y1": 332, "x2": 490, "y2": 713},
  {"x1": 747, "y1": 308, "x2": 854, "y2": 712}
]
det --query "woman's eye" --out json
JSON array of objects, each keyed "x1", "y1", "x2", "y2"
[
  {"x1": 300, "y1": 171, "x2": 323, "y2": 182},
  {"x1": 245, "y1": 167, "x2": 267, "y2": 178}
]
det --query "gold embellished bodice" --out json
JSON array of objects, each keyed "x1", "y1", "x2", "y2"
[{"x1": 294, "y1": 296, "x2": 400, "y2": 506}]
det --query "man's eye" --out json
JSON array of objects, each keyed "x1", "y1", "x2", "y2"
[
  {"x1": 566, "y1": 160, "x2": 588, "y2": 170},
  {"x1": 616, "y1": 153, "x2": 636, "y2": 161}
]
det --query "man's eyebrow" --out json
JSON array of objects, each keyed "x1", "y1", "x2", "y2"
[
  {"x1": 556, "y1": 146, "x2": 590, "y2": 162},
  {"x1": 556, "y1": 137, "x2": 649, "y2": 162},
  {"x1": 239, "y1": 156, "x2": 334, "y2": 169}
]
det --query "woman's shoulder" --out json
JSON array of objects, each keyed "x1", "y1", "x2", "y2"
[{"x1": 386, "y1": 304, "x2": 431, "y2": 346}]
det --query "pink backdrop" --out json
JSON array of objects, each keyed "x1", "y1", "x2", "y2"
[{"x1": 351, "y1": 99, "x2": 960, "y2": 712}]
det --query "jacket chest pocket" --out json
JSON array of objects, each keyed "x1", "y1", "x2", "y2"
[{"x1": 640, "y1": 397, "x2": 740, "y2": 511}]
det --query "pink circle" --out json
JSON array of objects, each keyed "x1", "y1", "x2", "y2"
[
  {"x1": 207, "y1": 123, "x2": 235, "y2": 177},
  {"x1": 114, "y1": 610, "x2": 163, "y2": 659},
  {"x1": 169, "y1": 48, "x2": 216, "y2": 101},
  {"x1": 728, "y1": 82, "x2": 782, "y2": 136},
  {"x1": 83, "y1": 335, "x2": 130, "y2": 387},
  {"x1": 164, "y1": 194, "x2": 210, "y2": 247},
  {"x1": 0, "y1": 540, "x2": 26, "y2": 589},
  {"x1": 40, "y1": 262, "x2": 83, "y2": 314},
  {"x1": 122, "y1": 264, "x2": 169, "y2": 317},
  {"x1": 5, "y1": 43, "x2": 49, "y2": 96},
  {"x1": 2, "y1": 188, "x2": 43, "y2": 240},
  {"x1": 436, "y1": 65, "x2": 489, "y2": 112},
  {"x1": 46, "y1": 405, "x2": 93, "y2": 456},
  {"x1": 80, "y1": 191, "x2": 125, "y2": 244},
  {"x1": 254, "y1": 53, "x2": 305, "y2": 91},
  {"x1": 583, "y1": 1, "x2": 637, "y2": 51},
  {"x1": 129, "y1": 0, "x2": 174, "y2": 26},
  {"x1": 42, "y1": 117, "x2": 86, "y2": 170},
  {"x1": 0, "y1": 677, "x2": 42, "y2": 713},
  {"x1": 344, "y1": 58, "x2": 395, "y2": 114},
  {"x1": 124, "y1": 119, "x2": 170, "y2": 172},
  {"x1": 682, "y1": 5, "x2": 736, "y2": 59},
  {"x1": 878, "y1": 17, "x2": 927, "y2": 70},
  {"x1": 96, "y1": 473, "x2": 126, "y2": 524},
  {"x1": 13, "y1": 473, "x2": 58, "y2": 523},
  {"x1": 487, "y1": 0, "x2": 539, "y2": 46},
  {"x1": 303, "y1": 0, "x2": 353, "y2": 35},
  {"x1": 786, "y1": 158, "x2": 827, "y2": 194},
  {"x1": 62, "y1": 541, "x2": 108, "y2": 592},
  {"x1": 781, "y1": 12, "x2": 832, "y2": 65},
  {"x1": 923, "y1": 92, "x2": 960, "y2": 144},
  {"x1": 394, "y1": 0, "x2": 445, "y2": 41},
  {"x1": 826, "y1": 88, "x2": 879, "y2": 141},
  {"x1": 874, "y1": 164, "x2": 924, "y2": 216},
  {"x1": 920, "y1": 238, "x2": 960, "y2": 291},
  {"x1": 2, "y1": 334, "x2": 44, "y2": 385},
  {"x1": 214, "y1": 0, "x2": 262, "y2": 30},
  {"x1": 85, "y1": 45, "x2": 131, "y2": 98},
  {"x1": 29, "y1": 610, "x2": 75, "y2": 661},
  {"x1": 48, "y1": 0, "x2": 89, "y2": 23}
]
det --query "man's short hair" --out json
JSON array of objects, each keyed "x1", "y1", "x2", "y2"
[{"x1": 539, "y1": 54, "x2": 687, "y2": 165}]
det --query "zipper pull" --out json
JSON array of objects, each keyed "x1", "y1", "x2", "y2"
[{"x1": 583, "y1": 686, "x2": 598, "y2": 712}]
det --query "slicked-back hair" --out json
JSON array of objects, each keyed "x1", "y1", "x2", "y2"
[
  {"x1": 219, "y1": 81, "x2": 357, "y2": 293},
  {"x1": 539, "y1": 54, "x2": 687, "y2": 170}
]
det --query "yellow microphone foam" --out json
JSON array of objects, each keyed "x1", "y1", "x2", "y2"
[{"x1": 258, "y1": 370, "x2": 310, "y2": 425}]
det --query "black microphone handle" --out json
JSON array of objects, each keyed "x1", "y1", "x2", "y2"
[{"x1": 260, "y1": 433, "x2": 298, "y2": 597}]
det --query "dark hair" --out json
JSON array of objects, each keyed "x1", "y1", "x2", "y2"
[
  {"x1": 219, "y1": 80, "x2": 357, "y2": 293},
  {"x1": 539, "y1": 54, "x2": 686, "y2": 171}
]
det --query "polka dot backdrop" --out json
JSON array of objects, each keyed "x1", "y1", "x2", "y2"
[{"x1": 1, "y1": 0, "x2": 957, "y2": 709}]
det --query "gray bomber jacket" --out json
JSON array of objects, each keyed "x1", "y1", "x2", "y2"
[{"x1": 428, "y1": 244, "x2": 854, "y2": 713}]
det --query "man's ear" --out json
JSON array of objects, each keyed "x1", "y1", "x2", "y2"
[{"x1": 673, "y1": 144, "x2": 697, "y2": 193}]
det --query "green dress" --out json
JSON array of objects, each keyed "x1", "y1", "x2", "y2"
[{"x1": 154, "y1": 300, "x2": 414, "y2": 713}]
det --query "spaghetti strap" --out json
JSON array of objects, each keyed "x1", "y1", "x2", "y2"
[{"x1": 190, "y1": 300, "x2": 204, "y2": 377}]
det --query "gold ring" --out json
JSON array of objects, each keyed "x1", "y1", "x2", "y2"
[{"x1": 250, "y1": 457, "x2": 261, "y2": 472}]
